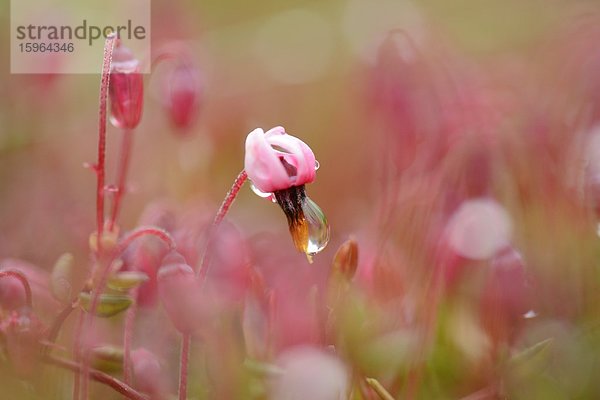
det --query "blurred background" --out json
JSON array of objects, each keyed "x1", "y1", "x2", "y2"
[{"x1": 1, "y1": 0, "x2": 600, "y2": 399}]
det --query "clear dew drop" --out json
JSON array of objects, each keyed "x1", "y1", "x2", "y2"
[
  {"x1": 249, "y1": 181, "x2": 277, "y2": 203},
  {"x1": 314, "y1": 160, "x2": 320, "y2": 171},
  {"x1": 302, "y1": 196, "x2": 330, "y2": 257}
]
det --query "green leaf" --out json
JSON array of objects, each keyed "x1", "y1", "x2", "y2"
[
  {"x1": 51, "y1": 253, "x2": 74, "y2": 304},
  {"x1": 244, "y1": 358, "x2": 283, "y2": 377},
  {"x1": 107, "y1": 271, "x2": 149, "y2": 291},
  {"x1": 508, "y1": 338, "x2": 553, "y2": 377},
  {"x1": 79, "y1": 292, "x2": 132, "y2": 317},
  {"x1": 91, "y1": 345, "x2": 124, "y2": 373}
]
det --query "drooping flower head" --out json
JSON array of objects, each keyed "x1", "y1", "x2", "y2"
[
  {"x1": 245, "y1": 126, "x2": 317, "y2": 193},
  {"x1": 244, "y1": 127, "x2": 329, "y2": 262}
]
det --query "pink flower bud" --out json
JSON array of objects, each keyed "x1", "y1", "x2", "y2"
[
  {"x1": 1, "y1": 259, "x2": 60, "y2": 315},
  {"x1": 480, "y1": 246, "x2": 532, "y2": 344},
  {"x1": 157, "y1": 252, "x2": 202, "y2": 334},
  {"x1": 244, "y1": 127, "x2": 317, "y2": 193},
  {"x1": 163, "y1": 63, "x2": 201, "y2": 133},
  {"x1": 109, "y1": 43, "x2": 144, "y2": 129},
  {"x1": 205, "y1": 221, "x2": 250, "y2": 303},
  {"x1": 131, "y1": 348, "x2": 167, "y2": 397},
  {"x1": 0, "y1": 274, "x2": 27, "y2": 310}
]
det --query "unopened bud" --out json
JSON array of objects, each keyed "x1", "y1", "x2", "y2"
[
  {"x1": 331, "y1": 239, "x2": 358, "y2": 281},
  {"x1": 157, "y1": 252, "x2": 200, "y2": 333},
  {"x1": 50, "y1": 253, "x2": 74, "y2": 304},
  {"x1": 131, "y1": 348, "x2": 165, "y2": 396},
  {"x1": 163, "y1": 63, "x2": 201, "y2": 133},
  {"x1": 109, "y1": 42, "x2": 144, "y2": 130}
]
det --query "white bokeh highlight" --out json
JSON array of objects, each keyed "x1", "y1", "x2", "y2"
[
  {"x1": 446, "y1": 198, "x2": 513, "y2": 260},
  {"x1": 270, "y1": 346, "x2": 349, "y2": 400}
]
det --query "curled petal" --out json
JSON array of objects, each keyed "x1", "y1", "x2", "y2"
[
  {"x1": 244, "y1": 127, "x2": 317, "y2": 192},
  {"x1": 245, "y1": 128, "x2": 293, "y2": 193}
]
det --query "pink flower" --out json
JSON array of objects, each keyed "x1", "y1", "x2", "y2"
[
  {"x1": 244, "y1": 127, "x2": 317, "y2": 193},
  {"x1": 244, "y1": 127, "x2": 329, "y2": 261}
]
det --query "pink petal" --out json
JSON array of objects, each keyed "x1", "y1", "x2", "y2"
[{"x1": 245, "y1": 128, "x2": 292, "y2": 192}]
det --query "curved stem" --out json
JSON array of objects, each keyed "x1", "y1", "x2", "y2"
[
  {"x1": 108, "y1": 129, "x2": 134, "y2": 232},
  {"x1": 213, "y1": 170, "x2": 248, "y2": 227},
  {"x1": 44, "y1": 355, "x2": 149, "y2": 400},
  {"x1": 79, "y1": 226, "x2": 175, "y2": 400},
  {"x1": 175, "y1": 169, "x2": 246, "y2": 400},
  {"x1": 196, "y1": 169, "x2": 247, "y2": 279},
  {"x1": 95, "y1": 33, "x2": 117, "y2": 253},
  {"x1": 44, "y1": 299, "x2": 78, "y2": 353},
  {"x1": 0, "y1": 269, "x2": 32, "y2": 308},
  {"x1": 117, "y1": 226, "x2": 177, "y2": 252}
]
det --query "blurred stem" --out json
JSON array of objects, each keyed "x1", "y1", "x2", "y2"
[
  {"x1": 405, "y1": 261, "x2": 445, "y2": 400},
  {"x1": 365, "y1": 377, "x2": 395, "y2": 400},
  {"x1": 108, "y1": 129, "x2": 135, "y2": 232},
  {"x1": 123, "y1": 287, "x2": 139, "y2": 384},
  {"x1": 196, "y1": 169, "x2": 247, "y2": 278},
  {"x1": 118, "y1": 226, "x2": 177, "y2": 252},
  {"x1": 179, "y1": 333, "x2": 191, "y2": 400},
  {"x1": 72, "y1": 309, "x2": 85, "y2": 400},
  {"x1": 94, "y1": 33, "x2": 116, "y2": 254},
  {"x1": 44, "y1": 299, "x2": 78, "y2": 353},
  {"x1": 78, "y1": 227, "x2": 175, "y2": 400},
  {"x1": 0, "y1": 269, "x2": 32, "y2": 308},
  {"x1": 44, "y1": 354, "x2": 149, "y2": 400},
  {"x1": 174, "y1": 170, "x2": 247, "y2": 399}
]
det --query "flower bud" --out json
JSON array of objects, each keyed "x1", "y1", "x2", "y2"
[
  {"x1": 131, "y1": 348, "x2": 166, "y2": 397},
  {"x1": 0, "y1": 274, "x2": 27, "y2": 310},
  {"x1": 157, "y1": 252, "x2": 202, "y2": 333},
  {"x1": 163, "y1": 63, "x2": 201, "y2": 133},
  {"x1": 480, "y1": 246, "x2": 532, "y2": 344},
  {"x1": 331, "y1": 239, "x2": 358, "y2": 282},
  {"x1": 109, "y1": 42, "x2": 143, "y2": 129}
]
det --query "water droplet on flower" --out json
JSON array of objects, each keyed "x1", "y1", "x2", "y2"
[
  {"x1": 302, "y1": 197, "x2": 330, "y2": 258},
  {"x1": 314, "y1": 160, "x2": 320, "y2": 170},
  {"x1": 250, "y1": 182, "x2": 276, "y2": 202}
]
